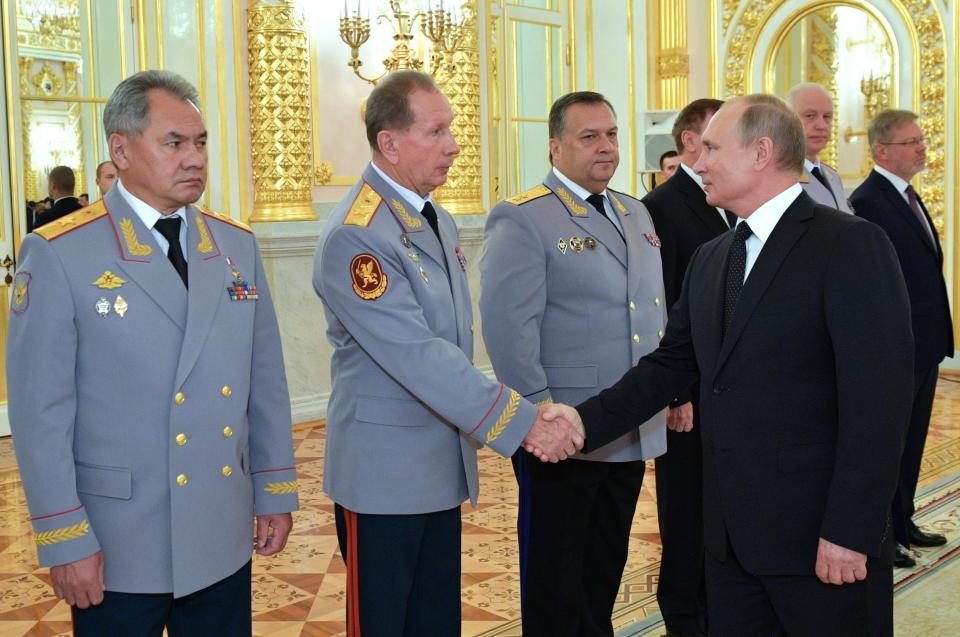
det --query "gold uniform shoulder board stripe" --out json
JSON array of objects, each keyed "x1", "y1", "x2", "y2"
[
  {"x1": 198, "y1": 206, "x2": 253, "y2": 234},
  {"x1": 34, "y1": 201, "x2": 108, "y2": 241},
  {"x1": 506, "y1": 184, "x2": 551, "y2": 206},
  {"x1": 344, "y1": 183, "x2": 382, "y2": 227}
]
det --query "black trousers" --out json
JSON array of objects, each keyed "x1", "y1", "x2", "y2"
[
  {"x1": 72, "y1": 560, "x2": 252, "y2": 636},
  {"x1": 705, "y1": 537, "x2": 892, "y2": 637},
  {"x1": 335, "y1": 503, "x2": 461, "y2": 637},
  {"x1": 892, "y1": 365, "x2": 939, "y2": 547},
  {"x1": 514, "y1": 451, "x2": 646, "y2": 637},
  {"x1": 655, "y1": 425, "x2": 707, "y2": 636}
]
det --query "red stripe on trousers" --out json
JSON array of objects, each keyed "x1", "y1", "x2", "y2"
[{"x1": 345, "y1": 508, "x2": 362, "y2": 637}]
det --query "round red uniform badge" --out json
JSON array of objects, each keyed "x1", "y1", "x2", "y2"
[{"x1": 350, "y1": 253, "x2": 388, "y2": 300}]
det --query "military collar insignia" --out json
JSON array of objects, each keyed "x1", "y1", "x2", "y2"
[
  {"x1": 390, "y1": 198, "x2": 424, "y2": 231},
  {"x1": 608, "y1": 192, "x2": 628, "y2": 215},
  {"x1": 92, "y1": 270, "x2": 127, "y2": 289},
  {"x1": 555, "y1": 187, "x2": 589, "y2": 217},
  {"x1": 120, "y1": 218, "x2": 153, "y2": 256},
  {"x1": 196, "y1": 214, "x2": 214, "y2": 254}
]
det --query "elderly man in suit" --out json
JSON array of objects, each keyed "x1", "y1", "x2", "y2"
[
  {"x1": 537, "y1": 94, "x2": 913, "y2": 637},
  {"x1": 7, "y1": 70, "x2": 299, "y2": 636},
  {"x1": 787, "y1": 83, "x2": 852, "y2": 213},
  {"x1": 313, "y1": 70, "x2": 584, "y2": 637},
  {"x1": 480, "y1": 91, "x2": 667, "y2": 637},
  {"x1": 641, "y1": 97, "x2": 724, "y2": 637},
  {"x1": 850, "y1": 109, "x2": 953, "y2": 568}
]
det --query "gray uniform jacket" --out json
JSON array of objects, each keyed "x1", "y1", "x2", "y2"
[
  {"x1": 313, "y1": 164, "x2": 537, "y2": 514},
  {"x1": 7, "y1": 188, "x2": 299, "y2": 597},
  {"x1": 479, "y1": 171, "x2": 667, "y2": 462},
  {"x1": 801, "y1": 162, "x2": 853, "y2": 213}
]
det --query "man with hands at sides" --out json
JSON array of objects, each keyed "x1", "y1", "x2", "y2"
[{"x1": 531, "y1": 95, "x2": 913, "y2": 637}]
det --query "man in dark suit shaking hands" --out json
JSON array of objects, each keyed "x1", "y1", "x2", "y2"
[
  {"x1": 850, "y1": 110, "x2": 953, "y2": 567},
  {"x1": 536, "y1": 95, "x2": 913, "y2": 637}
]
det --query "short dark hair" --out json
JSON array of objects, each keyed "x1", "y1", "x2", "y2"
[
  {"x1": 659, "y1": 150, "x2": 678, "y2": 169},
  {"x1": 48, "y1": 165, "x2": 76, "y2": 194},
  {"x1": 548, "y1": 91, "x2": 616, "y2": 140},
  {"x1": 96, "y1": 160, "x2": 116, "y2": 179},
  {"x1": 365, "y1": 71, "x2": 440, "y2": 151},
  {"x1": 672, "y1": 98, "x2": 724, "y2": 153}
]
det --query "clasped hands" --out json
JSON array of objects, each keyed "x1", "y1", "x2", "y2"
[{"x1": 522, "y1": 403, "x2": 585, "y2": 462}]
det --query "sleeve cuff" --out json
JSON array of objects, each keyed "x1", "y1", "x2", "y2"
[
  {"x1": 252, "y1": 468, "x2": 300, "y2": 515},
  {"x1": 33, "y1": 506, "x2": 101, "y2": 568}
]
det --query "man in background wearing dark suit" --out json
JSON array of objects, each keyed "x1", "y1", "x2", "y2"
[
  {"x1": 642, "y1": 97, "x2": 723, "y2": 637},
  {"x1": 850, "y1": 109, "x2": 953, "y2": 568},
  {"x1": 539, "y1": 94, "x2": 913, "y2": 637},
  {"x1": 31, "y1": 165, "x2": 83, "y2": 231}
]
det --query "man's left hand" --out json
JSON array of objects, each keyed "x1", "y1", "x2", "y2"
[
  {"x1": 815, "y1": 537, "x2": 867, "y2": 585},
  {"x1": 255, "y1": 513, "x2": 293, "y2": 556},
  {"x1": 666, "y1": 402, "x2": 694, "y2": 432}
]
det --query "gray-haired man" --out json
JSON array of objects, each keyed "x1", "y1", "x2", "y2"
[{"x1": 7, "y1": 70, "x2": 298, "y2": 635}]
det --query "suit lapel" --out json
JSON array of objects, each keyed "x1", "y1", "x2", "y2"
[
  {"x1": 872, "y1": 172, "x2": 937, "y2": 257},
  {"x1": 102, "y1": 188, "x2": 187, "y2": 331},
  {"x1": 714, "y1": 194, "x2": 812, "y2": 375},
  {"x1": 915, "y1": 194, "x2": 943, "y2": 262},
  {"x1": 437, "y1": 210, "x2": 469, "y2": 346},
  {"x1": 174, "y1": 206, "x2": 226, "y2": 388},
  {"x1": 544, "y1": 172, "x2": 627, "y2": 268},
  {"x1": 676, "y1": 169, "x2": 729, "y2": 235}
]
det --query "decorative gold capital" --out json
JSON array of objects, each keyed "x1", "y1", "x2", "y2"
[{"x1": 247, "y1": 1, "x2": 317, "y2": 222}]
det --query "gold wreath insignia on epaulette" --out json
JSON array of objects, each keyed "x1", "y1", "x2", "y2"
[
  {"x1": 556, "y1": 188, "x2": 588, "y2": 216},
  {"x1": 35, "y1": 520, "x2": 90, "y2": 546},
  {"x1": 263, "y1": 480, "x2": 299, "y2": 495},
  {"x1": 391, "y1": 199, "x2": 423, "y2": 229},
  {"x1": 120, "y1": 218, "x2": 152, "y2": 256},
  {"x1": 486, "y1": 390, "x2": 521, "y2": 444},
  {"x1": 196, "y1": 215, "x2": 214, "y2": 254}
]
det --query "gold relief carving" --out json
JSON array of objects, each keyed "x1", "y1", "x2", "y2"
[
  {"x1": 657, "y1": 50, "x2": 690, "y2": 79},
  {"x1": 653, "y1": 0, "x2": 689, "y2": 109},
  {"x1": 722, "y1": 0, "x2": 739, "y2": 33},
  {"x1": 314, "y1": 161, "x2": 333, "y2": 186},
  {"x1": 15, "y1": 0, "x2": 81, "y2": 53},
  {"x1": 433, "y1": 1, "x2": 483, "y2": 215},
  {"x1": 247, "y1": 1, "x2": 317, "y2": 222},
  {"x1": 30, "y1": 62, "x2": 63, "y2": 96},
  {"x1": 807, "y1": 9, "x2": 839, "y2": 168}
]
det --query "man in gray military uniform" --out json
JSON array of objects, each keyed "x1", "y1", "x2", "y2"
[
  {"x1": 479, "y1": 91, "x2": 668, "y2": 636},
  {"x1": 313, "y1": 71, "x2": 584, "y2": 637},
  {"x1": 7, "y1": 70, "x2": 298, "y2": 635},
  {"x1": 788, "y1": 83, "x2": 853, "y2": 213}
]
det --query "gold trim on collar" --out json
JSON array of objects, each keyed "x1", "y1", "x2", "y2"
[
  {"x1": 609, "y1": 192, "x2": 628, "y2": 214},
  {"x1": 120, "y1": 218, "x2": 153, "y2": 256},
  {"x1": 391, "y1": 199, "x2": 423, "y2": 229},
  {"x1": 196, "y1": 215, "x2": 214, "y2": 254},
  {"x1": 556, "y1": 187, "x2": 589, "y2": 217}
]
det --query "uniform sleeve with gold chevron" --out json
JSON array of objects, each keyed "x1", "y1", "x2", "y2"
[
  {"x1": 31, "y1": 506, "x2": 101, "y2": 567},
  {"x1": 469, "y1": 384, "x2": 538, "y2": 458},
  {"x1": 251, "y1": 466, "x2": 300, "y2": 515}
]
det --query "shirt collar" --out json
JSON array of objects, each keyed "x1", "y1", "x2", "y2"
[
  {"x1": 552, "y1": 166, "x2": 607, "y2": 201},
  {"x1": 370, "y1": 161, "x2": 432, "y2": 213},
  {"x1": 679, "y1": 162, "x2": 705, "y2": 191},
  {"x1": 116, "y1": 179, "x2": 187, "y2": 229},
  {"x1": 803, "y1": 158, "x2": 821, "y2": 173},
  {"x1": 873, "y1": 165, "x2": 911, "y2": 196},
  {"x1": 738, "y1": 183, "x2": 803, "y2": 245},
  {"x1": 52, "y1": 196, "x2": 74, "y2": 205}
]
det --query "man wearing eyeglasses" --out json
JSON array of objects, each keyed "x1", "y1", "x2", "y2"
[{"x1": 850, "y1": 109, "x2": 953, "y2": 569}]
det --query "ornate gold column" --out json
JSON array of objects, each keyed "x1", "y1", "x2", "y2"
[
  {"x1": 433, "y1": 1, "x2": 482, "y2": 215},
  {"x1": 651, "y1": 0, "x2": 689, "y2": 109},
  {"x1": 806, "y1": 9, "x2": 838, "y2": 167},
  {"x1": 246, "y1": 0, "x2": 317, "y2": 222}
]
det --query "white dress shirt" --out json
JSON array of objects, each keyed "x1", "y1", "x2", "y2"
[
  {"x1": 116, "y1": 179, "x2": 188, "y2": 259},
  {"x1": 739, "y1": 183, "x2": 802, "y2": 281},
  {"x1": 370, "y1": 161, "x2": 434, "y2": 216},
  {"x1": 680, "y1": 162, "x2": 730, "y2": 228},
  {"x1": 552, "y1": 167, "x2": 625, "y2": 237},
  {"x1": 872, "y1": 165, "x2": 934, "y2": 239}
]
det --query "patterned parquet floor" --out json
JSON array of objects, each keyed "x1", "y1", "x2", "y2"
[{"x1": 0, "y1": 374, "x2": 957, "y2": 636}]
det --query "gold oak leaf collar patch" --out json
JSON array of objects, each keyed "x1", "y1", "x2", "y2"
[{"x1": 351, "y1": 253, "x2": 388, "y2": 300}]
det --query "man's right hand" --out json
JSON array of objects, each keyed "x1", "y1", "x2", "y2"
[
  {"x1": 522, "y1": 403, "x2": 585, "y2": 462},
  {"x1": 51, "y1": 550, "x2": 105, "y2": 608}
]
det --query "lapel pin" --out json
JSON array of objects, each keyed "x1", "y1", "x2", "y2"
[
  {"x1": 113, "y1": 295, "x2": 128, "y2": 317},
  {"x1": 419, "y1": 266, "x2": 429, "y2": 283},
  {"x1": 644, "y1": 233, "x2": 662, "y2": 248},
  {"x1": 570, "y1": 237, "x2": 584, "y2": 253},
  {"x1": 95, "y1": 297, "x2": 111, "y2": 318},
  {"x1": 401, "y1": 234, "x2": 412, "y2": 248},
  {"x1": 557, "y1": 238, "x2": 568, "y2": 254},
  {"x1": 408, "y1": 252, "x2": 420, "y2": 263},
  {"x1": 455, "y1": 246, "x2": 468, "y2": 271},
  {"x1": 584, "y1": 237, "x2": 597, "y2": 250}
]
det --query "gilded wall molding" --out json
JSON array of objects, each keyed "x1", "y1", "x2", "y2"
[
  {"x1": 652, "y1": 0, "x2": 689, "y2": 110},
  {"x1": 724, "y1": 0, "x2": 946, "y2": 228},
  {"x1": 246, "y1": 1, "x2": 317, "y2": 222},
  {"x1": 807, "y1": 9, "x2": 839, "y2": 168}
]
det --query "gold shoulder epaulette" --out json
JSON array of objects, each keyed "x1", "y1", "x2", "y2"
[
  {"x1": 507, "y1": 184, "x2": 551, "y2": 206},
  {"x1": 34, "y1": 201, "x2": 108, "y2": 241},
  {"x1": 344, "y1": 182, "x2": 382, "y2": 227},
  {"x1": 198, "y1": 206, "x2": 252, "y2": 234}
]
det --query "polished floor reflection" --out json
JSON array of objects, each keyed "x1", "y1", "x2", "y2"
[{"x1": 0, "y1": 374, "x2": 957, "y2": 636}]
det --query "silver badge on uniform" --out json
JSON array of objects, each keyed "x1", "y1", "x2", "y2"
[
  {"x1": 95, "y1": 297, "x2": 111, "y2": 317},
  {"x1": 401, "y1": 234, "x2": 412, "y2": 248}
]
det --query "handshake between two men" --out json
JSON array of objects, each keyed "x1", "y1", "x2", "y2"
[{"x1": 521, "y1": 403, "x2": 585, "y2": 463}]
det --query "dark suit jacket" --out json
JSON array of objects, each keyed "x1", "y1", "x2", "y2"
[
  {"x1": 32, "y1": 197, "x2": 83, "y2": 231},
  {"x1": 577, "y1": 192, "x2": 914, "y2": 576},
  {"x1": 850, "y1": 171, "x2": 953, "y2": 370}
]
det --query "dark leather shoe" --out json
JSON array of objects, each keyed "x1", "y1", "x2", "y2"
[
  {"x1": 908, "y1": 526, "x2": 947, "y2": 547},
  {"x1": 895, "y1": 544, "x2": 916, "y2": 568}
]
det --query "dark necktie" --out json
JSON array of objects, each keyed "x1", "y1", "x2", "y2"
[
  {"x1": 154, "y1": 216, "x2": 188, "y2": 288},
  {"x1": 724, "y1": 210, "x2": 738, "y2": 229},
  {"x1": 723, "y1": 221, "x2": 753, "y2": 337},
  {"x1": 905, "y1": 185, "x2": 934, "y2": 245},
  {"x1": 586, "y1": 194, "x2": 624, "y2": 241},
  {"x1": 810, "y1": 166, "x2": 839, "y2": 208},
  {"x1": 421, "y1": 201, "x2": 442, "y2": 244}
]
